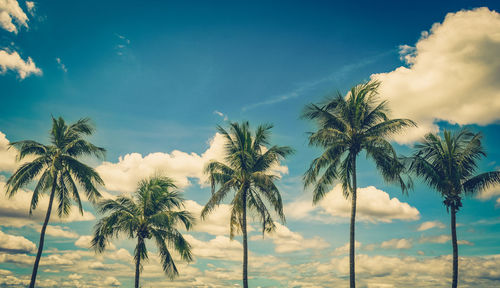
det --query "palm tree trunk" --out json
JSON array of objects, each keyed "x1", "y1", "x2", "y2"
[
  {"x1": 451, "y1": 206, "x2": 458, "y2": 288},
  {"x1": 350, "y1": 157, "x2": 357, "y2": 288},
  {"x1": 29, "y1": 182, "x2": 56, "y2": 288},
  {"x1": 135, "y1": 238, "x2": 142, "y2": 288},
  {"x1": 242, "y1": 188, "x2": 249, "y2": 288}
]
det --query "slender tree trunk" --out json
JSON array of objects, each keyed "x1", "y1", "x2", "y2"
[
  {"x1": 242, "y1": 187, "x2": 249, "y2": 288},
  {"x1": 451, "y1": 206, "x2": 458, "y2": 288},
  {"x1": 135, "y1": 238, "x2": 143, "y2": 288},
  {"x1": 349, "y1": 157, "x2": 357, "y2": 288},
  {"x1": 29, "y1": 182, "x2": 56, "y2": 288}
]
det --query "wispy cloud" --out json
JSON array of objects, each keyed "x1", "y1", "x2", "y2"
[
  {"x1": 417, "y1": 221, "x2": 445, "y2": 231},
  {"x1": 25, "y1": 1, "x2": 35, "y2": 16},
  {"x1": 55, "y1": 57, "x2": 67, "y2": 73},
  {"x1": 242, "y1": 51, "x2": 393, "y2": 111},
  {"x1": 213, "y1": 110, "x2": 228, "y2": 121},
  {"x1": 115, "y1": 33, "x2": 130, "y2": 56}
]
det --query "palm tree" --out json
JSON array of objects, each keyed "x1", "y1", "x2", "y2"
[
  {"x1": 302, "y1": 80, "x2": 414, "y2": 288},
  {"x1": 408, "y1": 129, "x2": 500, "y2": 288},
  {"x1": 5, "y1": 116, "x2": 105, "y2": 288},
  {"x1": 201, "y1": 121, "x2": 293, "y2": 288},
  {"x1": 91, "y1": 175, "x2": 194, "y2": 288}
]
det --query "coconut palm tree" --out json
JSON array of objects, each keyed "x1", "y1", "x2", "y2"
[
  {"x1": 201, "y1": 121, "x2": 293, "y2": 288},
  {"x1": 5, "y1": 116, "x2": 105, "y2": 288},
  {"x1": 302, "y1": 80, "x2": 414, "y2": 288},
  {"x1": 91, "y1": 175, "x2": 194, "y2": 288},
  {"x1": 408, "y1": 129, "x2": 500, "y2": 288}
]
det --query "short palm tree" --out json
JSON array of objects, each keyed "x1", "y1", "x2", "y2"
[
  {"x1": 302, "y1": 80, "x2": 414, "y2": 288},
  {"x1": 201, "y1": 121, "x2": 293, "y2": 288},
  {"x1": 408, "y1": 129, "x2": 500, "y2": 288},
  {"x1": 5, "y1": 117, "x2": 105, "y2": 288},
  {"x1": 91, "y1": 175, "x2": 194, "y2": 288}
]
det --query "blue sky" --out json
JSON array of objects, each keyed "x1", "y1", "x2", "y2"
[{"x1": 0, "y1": 1, "x2": 500, "y2": 287}]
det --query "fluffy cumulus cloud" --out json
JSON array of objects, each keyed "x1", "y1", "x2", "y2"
[
  {"x1": 251, "y1": 222, "x2": 329, "y2": 253},
  {"x1": 0, "y1": 0, "x2": 28, "y2": 33},
  {"x1": 96, "y1": 133, "x2": 226, "y2": 193},
  {"x1": 0, "y1": 229, "x2": 36, "y2": 253},
  {"x1": 363, "y1": 238, "x2": 413, "y2": 251},
  {"x1": 477, "y1": 184, "x2": 500, "y2": 206},
  {"x1": 0, "y1": 131, "x2": 20, "y2": 172},
  {"x1": 0, "y1": 180, "x2": 95, "y2": 227},
  {"x1": 371, "y1": 8, "x2": 500, "y2": 143},
  {"x1": 183, "y1": 234, "x2": 242, "y2": 261},
  {"x1": 103, "y1": 276, "x2": 120, "y2": 287},
  {"x1": 332, "y1": 241, "x2": 362, "y2": 256},
  {"x1": 183, "y1": 200, "x2": 233, "y2": 236},
  {"x1": 74, "y1": 235, "x2": 116, "y2": 250},
  {"x1": 96, "y1": 133, "x2": 289, "y2": 194},
  {"x1": 417, "y1": 220, "x2": 446, "y2": 231},
  {"x1": 286, "y1": 184, "x2": 420, "y2": 223},
  {"x1": 380, "y1": 238, "x2": 413, "y2": 250},
  {"x1": 285, "y1": 254, "x2": 500, "y2": 287},
  {"x1": 0, "y1": 50, "x2": 41, "y2": 79},
  {"x1": 26, "y1": 224, "x2": 80, "y2": 239},
  {"x1": 0, "y1": 1, "x2": 41, "y2": 79}
]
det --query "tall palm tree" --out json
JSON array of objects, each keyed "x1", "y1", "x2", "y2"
[
  {"x1": 408, "y1": 129, "x2": 500, "y2": 288},
  {"x1": 302, "y1": 80, "x2": 414, "y2": 288},
  {"x1": 201, "y1": 121, "x2": 293, "y2": 288},
  {"x1": 91, "y1": 175, "x2": 194, "y2": 288},
  {"x1": 5, "y1": 116, "x2": 105, "y2": 288}
]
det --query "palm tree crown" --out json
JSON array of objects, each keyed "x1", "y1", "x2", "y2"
[
  {"x1": 91, "y1": 175, "x2": 194, "y2": 288},
  {"x1": 201, "y1": 121, "x2": 293, "y2": 288},
  {"x1": 6, "y1": 117, "x2": 105, "y2": 214},
  {"x1": 409, "y1": 129, "x2": 499, "y2": 209},
  {"x1": 5, "y1": 116, "x2": 105, "y2": 288},
  {"x1": 302, "y1": 80, "x2": 415, "y2": 288},
  {"x1": 408, "y1": 128, "x2": 500, "y2": 288}
]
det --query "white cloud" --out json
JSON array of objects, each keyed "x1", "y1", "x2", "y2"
[
  {"x1": 31, "y1": 224, "x2": 79, "y2": 239},
  {"x1": 0, "y1": 131, "x2": 20, "y2": 172},
  {"x1": 286, "y1": 184, "x2": 420, "y2": 223},
  {"x1": 291, "y1": 254, "x2": 500, "y2": 287},
  {"x1": 371, "y1": 8, "x2": 500, "y2": 143},
  {"x1": 419, "y1": 234, "x2": 451, "y2": 244},
  {"x1": 74, "y1": 235, "x2": 116, "y2": 250},
  {"x1": 183, "y1": 234, "x2": 242, "y2": 261},
  {"x1": 458, "y1": 240, "x2": 474, "y2": 246},
  {"x1": 25, "y1": 1, "x2": 34, "y2": 15},
  {"x1": 477, "y1": 184, "x2": 500, "y2": 200},
  {"x1": 0, "y1": 50, "x2": 42, "y2": 79},
  {"x1": 95, "y1": 133, "x2": 226, "y2": 193},
  {"x1": 0, "y1": 229, "x2": 36, "y2": 253},
  {"x1": 0, "y1": 252, "x2": 74, "y2": 267},
  {"x1": 96, "y1": 132, "x2": 288, "y2": 195},
  {"x1": 252, "y1": 222, "x2": 329, "y2": 253},
  {"x1": 74, "y1": 235, "x2": 92, "y2": 249},
  {"x1": 0, "y1": 0, "x2": 28, "y2": 33},
  {"x1": 0, "y1": 180, "x2": 95, "y2": 227},
  {"x1": 213, "y1": 110, "x2": 228, "y2": 121},
  {"x1": 68, "y1": 273, "x2": 82, "y2": 280},
  {"x1": 183, "y1": 200, "x2": 233, "y2": 236},
  {"x1": 417, "y1": 221, "x2": 446, "y2": 231},
  {"x1": 103, "y1": 276, "x2": 121, "y2": 287},
  {"x1": 380, "y1": 238, "x2": 413, "y2": 250},
  {"x1": 332, "y1": 241, "x2": 361, "y2": 256}
]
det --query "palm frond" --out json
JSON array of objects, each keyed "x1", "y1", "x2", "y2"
[{"x1": 463, "y1": 171, "x2": 500, "y2": 196}]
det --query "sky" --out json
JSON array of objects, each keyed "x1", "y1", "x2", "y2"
[{"x1": 0, "y1": 0, "x2": 500, "y2": 287}]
